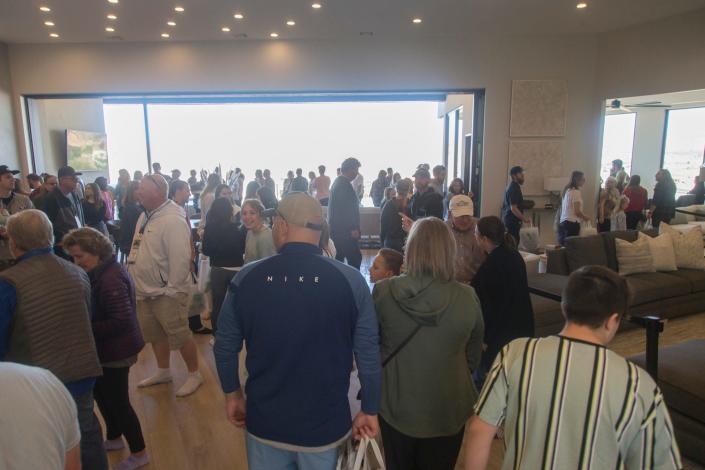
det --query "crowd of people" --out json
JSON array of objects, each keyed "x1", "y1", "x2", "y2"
[
  {"x1": 499, "y1": 159, "x2": 701, "y2": 247},
  {"x1": 0, "y1": 156, "x2": 686, "y2": 470}
]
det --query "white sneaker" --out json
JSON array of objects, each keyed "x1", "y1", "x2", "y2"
[
  {"x1": 176, "y1": 372, "x2": 204, "y2": 397},
  {"x1": 113, "y1": 453, "x2": 150, "y2": 470},
  {"x1": 104, "y1": 438, "x2": 124, "y2": 451},
  {"x1": 137, "y1": 369, "x2": 172, "y2": 388}
]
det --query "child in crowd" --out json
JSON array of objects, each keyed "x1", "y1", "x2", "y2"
[
  {"x1": 369, "y1": 248, "x2": 403, "y2": 283},
  {"x1": 611, "y1": 195, "x2": 629, "y2": 231}
]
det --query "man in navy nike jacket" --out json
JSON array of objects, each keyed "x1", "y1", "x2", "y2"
[{"x1": 214, "y1": 192, "x2": 381, "y2": 470}]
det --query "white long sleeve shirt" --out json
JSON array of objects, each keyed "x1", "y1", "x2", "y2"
[{"x1": 127, "y1": 200, "x2": 192, "y2": 299}]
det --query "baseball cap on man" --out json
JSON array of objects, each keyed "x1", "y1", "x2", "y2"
[
  {"x1": 57, "y1": 166, "x2": 82, "y2": 178},
  {"x1": 0, "y1": 165, "x2": 20, "y2": 177},
  {"x1": 413, "y1": 168, "x2": 431, "y2": 179},
  {"x1": 271, "y1": 192, "x2": 324, "y2": 231},
  {"x1": 449, "y1": 195, "x2": 474, "y2": 217}
]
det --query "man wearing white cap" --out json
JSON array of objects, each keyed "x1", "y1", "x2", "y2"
[{"x1": 446, "y1": 195, "x2": 486, "y2": 284}]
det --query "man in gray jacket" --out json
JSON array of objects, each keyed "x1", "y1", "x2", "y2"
[{"x1": 0, "y1": 165, "x2": 33, "y2": 270}]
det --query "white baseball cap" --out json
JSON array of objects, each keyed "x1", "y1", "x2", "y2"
[{"x1": 449, "y1": 195, "x2": 474, "y2": 217}]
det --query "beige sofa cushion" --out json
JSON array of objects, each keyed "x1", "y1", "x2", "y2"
[
  {"x1": 638, "y1": 232, "x2": 677, "y2": 272},
  {"x1": 660, "y1": 223, "x2": 705, "y2": 270},
  {"x1": 616, "y1": 237, "x2": 655, "y2": 276}
]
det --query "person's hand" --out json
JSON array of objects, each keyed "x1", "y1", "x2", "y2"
[
  {"x1": 225, "y1": 391, "x2": 246, "y2": 428},
  {"x1": 523, "y1": 217, "x2": 531, "y2": 224},
  {"x1": 352, "y1": 412, "x2": 379, "y2": 439},
  {"x1": 400, "y1": 213, "x2": 413, "y2": 233},
  {"x1": 351, "y1": 229, "x2": 360, "y2": 239},
  {"x1": 0, "y1": 227, "x2": 7, "y2": 239},
  {"x1": 598, "y1": 217, "x2": 604, "y2": 224}
]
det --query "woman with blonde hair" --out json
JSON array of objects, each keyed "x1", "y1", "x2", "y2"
[
  {"x1": 62, "y1": 228, "x2": 148, "y2": 470},
  {"x1": 373, "y1": 217, "x2": 484, "y2": 470},
  {"x1": 597, "y1": 176, "x2": 620, "y2": 232}
]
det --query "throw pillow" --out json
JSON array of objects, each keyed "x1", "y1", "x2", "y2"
[
  {"x1": 660, "y1": 223, "x2": 705, "y2": 270},
  {"x1": 638, "y1": 232, "x2": 677, "y2": 272},
  {"x1": 615, "y1": 237, "x2": 655, "y2": 276}
]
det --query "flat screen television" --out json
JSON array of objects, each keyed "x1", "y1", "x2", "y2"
[{"x1": 66, "y1": 129, "x2": 109, "y2": 171}]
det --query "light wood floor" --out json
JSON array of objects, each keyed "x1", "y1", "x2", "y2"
[{"x1": 105, "y1": 251, "x2": 705, "y2": 469}]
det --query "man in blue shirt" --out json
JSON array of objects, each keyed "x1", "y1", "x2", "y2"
[{"x1": 215, "y1": 192, "x2": 381, "y2": 470}]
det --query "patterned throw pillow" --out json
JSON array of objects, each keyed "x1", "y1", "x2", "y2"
[
  {"x1": 638, "y1": 232, "x2": 677, "y2": 272},
  {"x1": 659, "y1": 223, "x2": 705, "y2": 270},
  {"x1": 615, "y1": 236, "x2": 655, "y2": 276}
]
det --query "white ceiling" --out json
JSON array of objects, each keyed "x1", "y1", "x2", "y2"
[{"x1": 1, "y1": 0, "x2": 705, "y2": 44}]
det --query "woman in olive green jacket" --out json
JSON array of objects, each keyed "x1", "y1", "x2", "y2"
[{"x1": 373, "y1": 217, "x2": 485, "y2": 470}]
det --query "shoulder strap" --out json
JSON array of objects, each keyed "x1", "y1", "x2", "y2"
[{"x1": 382, "y1": 324, "x2": 423, "y2": 367}]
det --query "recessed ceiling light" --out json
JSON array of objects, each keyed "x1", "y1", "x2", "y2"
[
  {"x1": 161, "y1": 33, "x2": 170, "y2": 38},
  {"x1": 576, "y1": 2, "x2": 588, "y2": 8},
  {"x1": 286, "y1": 20, "x2": 296, "y2": 26},
  {"x1": 221, "y1": 27, "x2": 231, "y2": 32},
  {"x1": 311, "y1": 3, "x2": 322, "y2": 9},
  {"x1": 233, "y1": 13, "x2": 244, "y2": 19},
  {"x1": 270, "y1": 32, "x2": 279, "y2": 38},
  {"x1": 412, "y1": 18, "x2": 422, "y2": 24},
  {"x1": 108, "y1": 0, "x2": 118, "y2": 4},
  {"x1": 39, "y1": 6, "x2": 51, "y2": 12},
  {"x1": 167, "y1": 21, "x2": 176, "y2": 26},
  {"x1": 49, "y1": 33, "x2": 59, "y2": 38},
  {"x1": 44, "y1": 21, "x2": 55, "y2": 26},
  {"x1": 105, "y1": 26, "x2": 115, "y2": 32},
  {"x1": 174, "y1": 6, "x2": 184, "y2": 12},
  {"x1": 106, "y1": 14, "x2": 117, "y2": 20}
]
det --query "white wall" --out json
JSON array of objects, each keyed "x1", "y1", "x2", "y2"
[
  {"x1": 631, "y1": 109, "x2": 667, "y2": 195},
  {"x1": 596, "y1": 8, "x2": 705, "y2": 100},
  {"x1": 28, "y1": 98, "x2": 106, "y2": 180},
  {"x1": 0, "y1": 43, "x2": 19, "y2": 170},
  {"x1": 7, "y1": 32, "x2": 603, "y2": 218}
]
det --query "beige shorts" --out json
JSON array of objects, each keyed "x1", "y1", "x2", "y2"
[{"x1": 137, "y1": 293, "x2": 192, "y2": 350}]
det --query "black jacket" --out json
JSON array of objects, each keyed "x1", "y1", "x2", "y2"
[
  {"x1": 408, "y1": 188, "x2": 444, "y2": 220},
  {"x1": 652, "y1": 181, "x2": 677, "y2": 218},
  {"x1": 119, "y1": 203, "x2": 143, "y2": 255},
  {"x1": 380, "y1": 199, "x2": 406, "y2": 251},
  {"x1": 42, "y1": 188, "x2": 85, "y2": 245},
  {"x1": 202, "y1": 222, "x2": 246, "y2": 268},
  {"x1": 471, "y1": 244, "x2": 534, "y2": 369},
  {"x1": 328, "y1": 176, "x2": 360, "y2": 238}
]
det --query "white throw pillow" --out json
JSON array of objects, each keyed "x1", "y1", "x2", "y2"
[
  {"x1": 660, "y1": 223, "x2": 705, "y2": 270},
  {"x1": 638, "y1": 232, "x2": 677, "y2": 272},
  {"x1": 615, "y1": 237, "x2": 655, "y2": 276}
]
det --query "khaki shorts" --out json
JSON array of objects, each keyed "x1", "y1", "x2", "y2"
[{"x1": 137, "y1": 293, "x2": 192, "y2": 350}]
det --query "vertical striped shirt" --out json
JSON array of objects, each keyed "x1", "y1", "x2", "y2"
[{"x1": 475, "y1": 336, "x2": 682, "y2": 470}]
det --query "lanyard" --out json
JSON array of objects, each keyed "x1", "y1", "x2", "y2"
[{"x1": 139, "y1": 200, "x2": 169, "y2": 235}]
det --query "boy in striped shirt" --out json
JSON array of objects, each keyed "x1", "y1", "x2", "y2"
[{"x1": 465, "y1": 265, "x2": 682, "y2": 470}]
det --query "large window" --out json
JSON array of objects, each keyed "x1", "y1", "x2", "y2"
[
  {"x1": 103, "y1": 104, "x2": 149, "y2": 184},
  {"x1": 663, "y1": 107, "x2": 705, "y2": 195},
  {"x1": 104, "y1": 101, "x2": 444, "y2": 205},
  {"x1": 600, "y1": 113, "x2": 636, "y2": 184}
]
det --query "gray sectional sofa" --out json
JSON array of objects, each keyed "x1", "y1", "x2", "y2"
[{"x1": 530, "y1": 229, "x2": 705, "y2": 336}]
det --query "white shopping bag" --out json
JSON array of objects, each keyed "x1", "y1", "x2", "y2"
[
  {"x1": 337, "y1": 436, "x2": 386, "y2": 470},
  {"x1": 197, "y1": 256, "x2": 211, "y2": 293},
  {"x1": 518, "y1": 223, "x2": 541, "y2": 253},
  {"x1": 580, "y1": 221, "x2": 598, "y2": 237}
]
